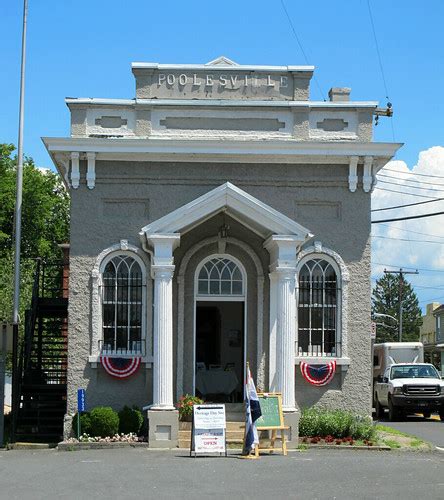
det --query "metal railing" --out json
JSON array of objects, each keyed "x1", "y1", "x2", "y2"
[{"x1": 296, "y1": 341, "x2": 342, "y2": 358}]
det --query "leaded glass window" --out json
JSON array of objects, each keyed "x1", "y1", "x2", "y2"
[
  {"x1": 297, "y1": 259, "x2": 339, "y2": 357},
  {"x1": 101, "y1": 255, "x2": 144, "y2": 354},
  {"x1": 197, "y1": 257, "x2": 244, "y2": 296}
]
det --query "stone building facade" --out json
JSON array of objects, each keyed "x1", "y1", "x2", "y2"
[{"x1": 43, "y1": 56, "x2": 400, "y2": 447}]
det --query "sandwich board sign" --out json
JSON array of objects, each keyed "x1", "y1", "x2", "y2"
[{"x1": 190, "y1": 404, "x2": 226, "y2": 457}]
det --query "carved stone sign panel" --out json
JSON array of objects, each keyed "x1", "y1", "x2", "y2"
[{"x1": 133, "y1": 68, "x2": 313, "y2": 101}]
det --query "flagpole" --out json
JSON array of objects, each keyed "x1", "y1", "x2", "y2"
[
  {"x1": 12, "y1": 0, "x2": 28, "y2": 325},
  {"x1": 11, "y1": 0, "x2": 29, "y2": 443}
]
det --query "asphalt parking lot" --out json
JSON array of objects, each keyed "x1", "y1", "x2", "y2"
[
  {"x1": 376, "y1": 414, "x2": 444, "y2": 448},
  {"x1": 0, "y1": 448, "x2": 443, "y2": 499}
]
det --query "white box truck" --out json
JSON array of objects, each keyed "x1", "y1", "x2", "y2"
[
  {"x1": 373, "y1": 342, "x2": 424, "y2": 382},
  {"x1": 372, "y1": 342, "x2": 444, "y2": 421}
]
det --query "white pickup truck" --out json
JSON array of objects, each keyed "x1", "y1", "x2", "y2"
[{"x1": 374, "y1": 363, "x2": 444, "y2": 421}]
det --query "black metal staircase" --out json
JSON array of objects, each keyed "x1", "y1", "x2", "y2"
[{"x1": 13, "y1": 259, "x2": 68, "y2": 442}]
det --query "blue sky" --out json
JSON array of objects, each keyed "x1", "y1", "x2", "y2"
[{"x1": 2, "y1": 0, "x2": 444, "y2": 312}]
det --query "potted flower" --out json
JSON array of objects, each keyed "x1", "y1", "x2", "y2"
[{"x1": 176, "y1": 394, "x2": 204, "y2": 421}]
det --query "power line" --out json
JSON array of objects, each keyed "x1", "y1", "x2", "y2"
[
  {"x1": 419, "y1": 295, "x2": 444, "y2": 304},
  {"x1": 371, "y1": 197, "x2": 444, "y2": 212},
  {"x1": 279, "y1": 0, "x2": 325, "y2": 100},
  {"x1": 372, "y1": 235, "x2": 444, "y2": 245},
  {"x1": 378, "y1": 173, "x2": 444, "y2": 188},
  {"x1": 366, "y1": 0, "x2": 395, "y2": 141},
  {"x1": 377, "y1": 179, "x2": 444, "y2": 193},
  {"x1": 383, "y1": 167, "x2": 444, "y2": 180},
  {"x1": 372, "y1": 210, "x2": 444, "y2": 224},
  {"x1": 374, "y1": 262, "x2": 444, "y2": 274},
  {"x1": 374, "y1": 187, "x2": 439, "y2": 199},
  {"x1": 376, "y1": 223, "x2": 444, "y2": 240}
]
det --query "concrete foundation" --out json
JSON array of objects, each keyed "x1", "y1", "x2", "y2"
[
  {"x1": 147, "y1": 409, "x2": 179, "y2": 448},
  {"x1": 283, "y1": 411, "x2": 300, "y2": 448}
]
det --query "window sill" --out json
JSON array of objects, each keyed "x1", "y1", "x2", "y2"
[
  {"x1": 88, "y1": 354, "x2": 153, "y2": 368},
  {"x1": 295, "y1": 356, "x2": 351, "y2": 371}
]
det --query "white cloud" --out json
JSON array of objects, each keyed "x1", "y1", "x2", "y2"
[{"x1": 372, "y1": 146, "x2": 444, "y2": 309}]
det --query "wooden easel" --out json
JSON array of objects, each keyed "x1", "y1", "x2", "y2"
[{"x1": 255, "y1": 393, "x2": 288, "y2": 457}]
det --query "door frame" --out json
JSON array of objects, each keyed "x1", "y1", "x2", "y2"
[{"x1": 192, "y1": 254, "x2": 247, "y2": 396}]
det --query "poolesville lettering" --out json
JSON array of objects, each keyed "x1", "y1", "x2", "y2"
[{"x1": 158, "y1": 73, "x2": 289, "y2": 89}]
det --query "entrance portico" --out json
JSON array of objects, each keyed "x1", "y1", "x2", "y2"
[{"x1": 140, "y1": 182, "x2": 312, "y2": 445}]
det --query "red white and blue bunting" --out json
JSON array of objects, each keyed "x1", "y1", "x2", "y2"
[
  {"x1": 300, "y1": 360, "x2": 337, "y2": 386},
  {"x1": 100, "y1": 356, "x2": 141, "y2": 379}
]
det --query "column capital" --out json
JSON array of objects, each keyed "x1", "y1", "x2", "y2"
[
  {"x1": 145, "y1": 233, "x2": 181, "y2": 267},
  {"x1": 151, "y1": 264, "x2": 175, "y2": 281},
  {"x1": 264, "y1": 235, "x2": 301, "y2": 273}
]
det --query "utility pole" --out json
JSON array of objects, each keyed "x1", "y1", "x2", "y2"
[
  {"x1": 384, "y1": 268, "x2": 419, "y2": 342},
  {"x1": 10, "y1": 0, "x2": 29, "y2": 443}
]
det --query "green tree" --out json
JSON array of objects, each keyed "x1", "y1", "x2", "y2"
[
  {"x1": 0, "y1": 143, "x2": 69, "y2": 324},
  {"x1": 0, "y1": 144, "x2": 69, "y2": 260},
  {"x1": 372, "y1": 273, "x2": 422, "y2": 342}
]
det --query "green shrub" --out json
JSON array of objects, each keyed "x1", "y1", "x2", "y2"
[
  {"x1": 89, "y1": 407, "x2": 119, "y2": 437},
  {"x1": 299, "y1": 407, "x2": 375, "y2": 440},
  {"x1": 72, "y1": 412, "x2": 92, "y2": 436},
  {"x1": 118, "y1": 406, "x2": 143, "y2": 435}
]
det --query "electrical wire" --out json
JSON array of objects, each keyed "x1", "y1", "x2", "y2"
[
  {"x1": 371, "y1": 197, "x2": 444, "y2": 212},
  {"x1": 374, "y1": 187, "x2": 439, "y2": 199},
  {"x1": 372, "y1": 211, "x2": 444, "y2": 224},
  {"x1": 378, "y1": 173, "x2": 444, "y2": 188},
  {"x1": 383, "y1": 167, "x2": 444, "y2": 180},
  {"x1": 377, "y1": 179, "x2": 444, "y2": 193},
  {"x1": 374, "y1": 262, "x2": 444, "y2": 274},
  {"x1": 376, "y1": 223, "x2": 444, "y2": 240},
  {"x1": 279, "y1": 0, "x2": 325, "y2": 100},
  {"x1": 372, "y1": 235, "x2": 444, "y2": 245},
  {"x1": 367, "y1": 0, "x2": 395, "y2": 141}
]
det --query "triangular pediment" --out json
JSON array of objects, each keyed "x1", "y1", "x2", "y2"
[
  {"x1": 205, "y1": 56, "x2": 239, "y2": 67},
  {"x1": 141, "y1": 182, "x2": 312, "y2": 241}
]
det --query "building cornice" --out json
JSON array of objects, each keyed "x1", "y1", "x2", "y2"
[
  {"x1": 131, "y1": 62, "x2": 315, "y2": 73},
  {"x1": 43, "y1": 136, "x2": 402, "y2": 160},
  {"x1": 65, "y1": 97, "x2": 378, "y2": 109}
]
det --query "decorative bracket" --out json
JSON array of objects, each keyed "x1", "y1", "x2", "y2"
[
  {"x1": 70, "y1": 152, "x2": 80, "y2": 189},
  {"x1": 363, "y1": 156, "x2": 373, "y2": 193},
  {"x1": 86, "y1": 152, "x2": 96, "y2": 189},
  {"x1": 348, "y1": 156, "x2": 359, "y2": 192}
]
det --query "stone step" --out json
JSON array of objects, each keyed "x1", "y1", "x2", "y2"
[
  {"x1": 178, "y1": 430, "x2": 244, "y2": 440},
  {"x1": 178, "y1": 436, "x2": 244, "y2": 448},
  {"x1": 179, "y1": 421, "x2": 244, "y2": 431}
]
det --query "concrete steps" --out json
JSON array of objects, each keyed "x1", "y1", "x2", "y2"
[{"x1": 178, "y1": 421, "x2": 245, "y2": 448}]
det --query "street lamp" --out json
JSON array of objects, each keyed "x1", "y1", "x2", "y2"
[{"x1": 373, "y1": 313, "x2": 399, "y2": 324}]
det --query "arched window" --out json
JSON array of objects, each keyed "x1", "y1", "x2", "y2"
[
  {"x1": 197, "y1": 257, "x2": 244, "y2": 296},
  {"x1": 101, "y1": 255, "x2": 144, "y2": 354},
  {"x1": 297, "y1": 258, "x2": 340, "y2": 357}
]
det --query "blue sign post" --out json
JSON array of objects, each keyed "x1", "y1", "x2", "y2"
[{"x1": 77, "y1": 389, "x2": 86, "y2": 439}]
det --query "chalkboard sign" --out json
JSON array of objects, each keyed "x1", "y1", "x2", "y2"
[{"x1": 256, "y1": 393, "x2": 284, "y2": 429}]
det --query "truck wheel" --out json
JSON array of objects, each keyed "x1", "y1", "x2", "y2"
[
  {"x1": 375, "y1": 396, "x2": 385, "y2": 419},
  {"x1": 422, "y1": 412, "x2": 431, "y2": 419},
  {"x1": 439, "y1": 410, "x2": 444, "y2": 421},
  {"x1": 388, "y1": 397, "x2": 399, "y2": 421}
]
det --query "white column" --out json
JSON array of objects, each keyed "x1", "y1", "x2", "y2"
[
  {"x1": 274, "y1": 268, "x2": 297, "y2": 411},
  {"x1": 145, "y1": 233, "x2": 180, "y2": 410},
  {"x1": 265, "y1": 235, "x2": 302, "y2": 412},
  {"x1": 151, "y1": 264, "x2": 175, "y2": 409}
]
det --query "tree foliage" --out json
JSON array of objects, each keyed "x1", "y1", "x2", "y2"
[
  {"x1": 0, "y1": 143, "x2": 69, "y2": 260},
  {"x1": 372, "y1": 273, "x2": 422, "y2": 342},
  {"x1": 0, "y1": 144, "x2": 70, "y2": 325}
]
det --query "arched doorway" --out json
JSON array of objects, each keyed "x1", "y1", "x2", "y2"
[{"x1": 193, "y1": 255, "x2": 246, "y2": 402}]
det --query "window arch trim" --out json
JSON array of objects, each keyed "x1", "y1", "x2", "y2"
[
  {"x1": 194, "y1": 253, "x2": 247, "y2": 301},
  {"x1": 90, "y1": 242, "x2": 151, "y2": 365},
  {"x1": 296, "y1": 242, "x2": 350, "y2": 363}
]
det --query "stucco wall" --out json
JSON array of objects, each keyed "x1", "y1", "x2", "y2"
[{"x1": 66, "y1": 158, "x2": 372, "y2": 420}]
